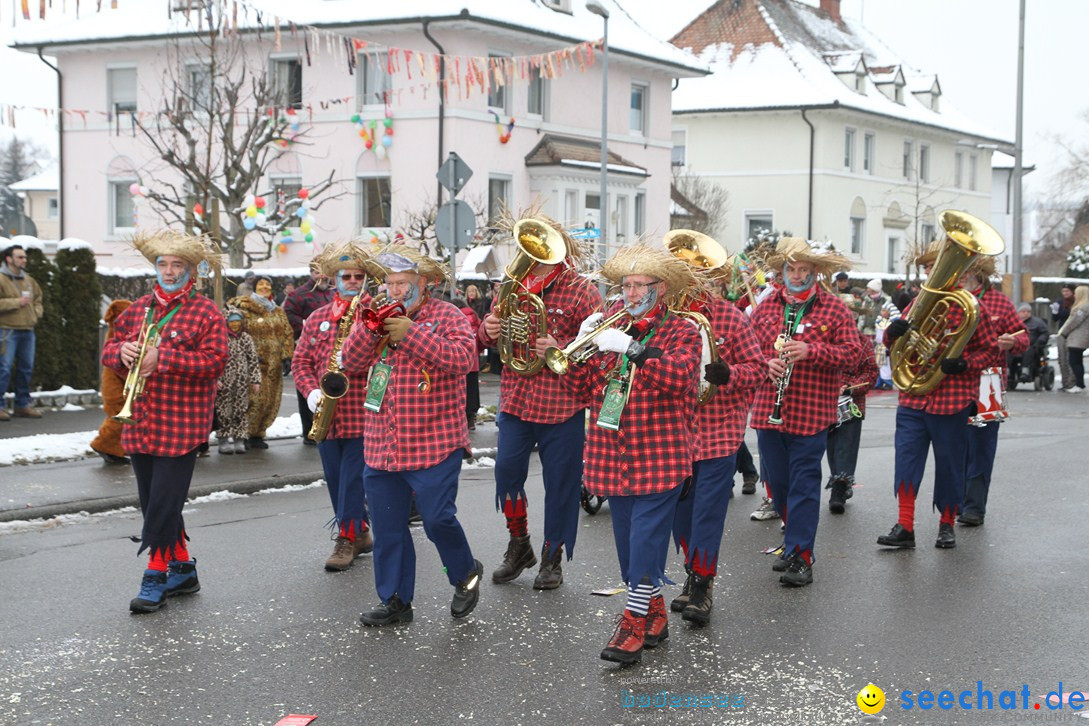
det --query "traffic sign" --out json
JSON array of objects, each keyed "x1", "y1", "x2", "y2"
[
  {"x1": 435, "y1": 199, "x2": 476, "y2": 252},
  {"x1": 436, "y1": 152, "x2": 473, "y2": 196}
]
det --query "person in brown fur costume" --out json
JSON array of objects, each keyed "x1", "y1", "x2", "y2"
[
  {"x1": 228, "y1": 277, "x2": 294, "y2": 449},
  {"x1": 90, "y1": 299, "x2": 133, "y2": 464}
]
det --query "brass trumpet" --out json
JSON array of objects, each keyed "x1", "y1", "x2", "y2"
[
  {"x1": 543, "y1": 309, "x2": 632, "y2": 376},
  {"x1": 360, "y1": 300, "x2": 406, "y2": 336},
  {"x1": 114, "y1": 315, "x2": 159, "y2": 425}
]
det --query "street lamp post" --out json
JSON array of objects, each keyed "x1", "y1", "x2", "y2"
[{"x1": 587, "y1": 0, "x2": 609, "y2": 262}]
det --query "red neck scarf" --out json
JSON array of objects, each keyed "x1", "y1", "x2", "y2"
[
  {"x1": 153, "y1": 278, "x2": 195, "y2": 308},
  {"x1": 330, "y1": 292, "x2": 373, "y2": 321},
  {"x1": 522, "y1": 263, "x2": 567, "y2": 296},
  {"x1": 629, "y1": 301, "x2": 666, "y2": 338},
  {"x1": 783, "y1": 284, "x2": 816, "y2": 304}
]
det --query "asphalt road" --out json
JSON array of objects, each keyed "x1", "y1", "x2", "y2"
[{"x1": 1, "y1": 388, "x2": 1087, "y2": 725}]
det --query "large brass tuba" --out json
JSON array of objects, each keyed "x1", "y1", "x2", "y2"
[
  {"x1": 496, "y1": 217, "x2": 566, "y2": 376},
  {"x1": 890, "y1": 210, "x2": 1005, "y2": 395},
  {"x1": 309, "y1": 291, "x2": 366, "y2": 443},
  {"x1": 664, "y1": 229, "x2": 729, "y2": 405}
]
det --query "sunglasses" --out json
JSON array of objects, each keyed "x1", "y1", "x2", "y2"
[{"x1": 339, "y1": 273, "x2": 367, "y2": 281}]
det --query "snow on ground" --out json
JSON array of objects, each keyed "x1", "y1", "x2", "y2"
[
  {"x1": 0, "y1": 431, "x2": 96, "y2": 466},
  {"x1": 59, "y1": 403, "x2": 83, "y2": 412}
]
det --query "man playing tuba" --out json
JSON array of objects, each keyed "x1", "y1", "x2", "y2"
[{"x1": 479, "y1": 216, "x2": 601, "y2": 590}]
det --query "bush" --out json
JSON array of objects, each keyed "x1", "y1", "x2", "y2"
[
  {"x1": 55, "y1": 244, "x2": 103, "y2": 389},
  {"x1": 24, "y1": 247, "x2": 64, "y2": 390}
]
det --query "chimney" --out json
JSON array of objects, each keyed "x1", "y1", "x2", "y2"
[{"x1": 820, "y1": 0, "x2": 842, "y2": 22}]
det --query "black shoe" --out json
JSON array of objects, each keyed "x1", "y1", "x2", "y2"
[
  {"x1": 302, "y1": 437, "x2": 317, "y2": 446},
  {"x1": 779, "y1": 557, "x2": 813, "y2": 587},
  {"x1": 956, "y1": 512, "x2": 984, "y2": 527},
  {"x1": 670, "y1": 568, "x2": 693, "y2": 612},
  {"x1": 533, "y1": 544, "x2": 563, "y2": 590},
  {"x1": 407, "y1": 497, "x2": 423, "y2": 525},
  {"x1": 772, "y1": 550, "x2": 793, "y2": 572},
  {"x1": 681, "y1": 574, "x2": 713, "y2": 625},
  {"x1": 491, "y1": 535, "x2": 537, "y2": 583},
  {"x1": 360, "y1": 595, "x2": 414, "y2": 626},
  {"x1": 935, "y1": 523, "x2": 956, "y2": 549},
  {"x1": 451, "y1": 559, "x2": 484, "y2": 618},
  {"x1": 877, "y1": 523, "x2": 916, "y2": 548},
  {"x1": 828, "y1": 480, "x2": 848, "y2": 514},
  {"x1": 741, "y1": 473, "x2": 758, "y2": 495},
  {"x1": 247, "y1": 436, "x2": 269, "y2": 450}
]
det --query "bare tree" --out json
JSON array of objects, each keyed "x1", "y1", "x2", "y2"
[
  {"x1": 396, "y1": 192, "x2": 491, "y2": 263},
  {"x1": 670, "y1": 170, "x2": 730, "y2": 239},
  {"x1": 133, "y1": 6, "x2": 346, "y2": 266}
]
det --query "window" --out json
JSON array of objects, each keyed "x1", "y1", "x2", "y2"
[
  {"x1": 615, "y1": 196, "x2": 628, "y2": 246},
  {"x1": 527, "y1": 71, "x2": 548, "y2": 118},
  {"x1": 887, "y1": 234, "x2": 904, "y2": 274},
  {"x1": 844, "y1": 128, "x2": 856, "y2": 170},
  {"x1": 564, "y1": 190, "x2": 578, "y2": 226},
  {"x1": 634, "y1": 192, "x2": 646, "y2": 236},
  {"x1": 902, "y1": 141, "x2": 914, "y2": 180},
  {"x1": 849, "y1": 197, "x2": 867, "y2": 255},
  {"x1": 920, "y1": 223, "x2": 935, "y2": 246},
  {"x1": 745, "y1": 212, "x2": 773, "y2": 243},
  {"x1": 109, "y1": 180, "x2": 136, "y2": 234},
  {"x1": 672, "y1": 129, "x2": 687, "y2": 167},
  {"x1": 107, "y1": 67, "x2": 137, "y2": 119},
  {"x1": 358, "y1": 176, "x2": 392, "y2": 228},
  {"x1": 187, "y1": 63, "x2": 212, "y2": 112},
  {"x1": 357, "y1": 52, "x2": 391, "y2": 109},
  {"x1": 954, "y1": 151, "x2": 964, "y2": 188},
  {"x1": 630, "y1": 83, "x2": 647, "y2": 135},
  {"x1": 863, "y1": 133, "x2": 875, "y2": 174},
  {"x1": 894, "y1": 85, "x2": 904, "y2": 104},
  {"x1": 854, "y1": 72, "x2": 865, "y2": 93},
  {"x1": 272, "y1": 176, "x2": 303, "y2": 202},
  {"x1": 271, "y1": 58, "x2": 303, "y2": 109},
  {"x1": 919, "y1": 144, "x2": 930, "y2": 183},
  {"x1": 541, "y1": 0, "x2": 571, "y2": 11},
  {"x1": 47, "y1": 197, "x2": 59, "y2": 220},
  {"x1": 969, "y1": 154, "x2": 978, "y2": 191},
  {"x1": 487, "y1": 53, "x2": 510, "y2": 113},
  {"x1": 487, "y1": 177, "x2": 510, "y2": 225}
]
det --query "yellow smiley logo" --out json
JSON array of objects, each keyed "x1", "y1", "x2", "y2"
[{"x1": 856, "y1": 683, "x2": 885, "y2": 714}]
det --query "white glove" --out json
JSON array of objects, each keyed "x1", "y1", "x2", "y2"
[
  {"x1": 307, "y1": 389, "x2": 322, "y2": 413},
  {"x1": 595, "y1": 327, "x2": 634, "y2": 355},
  {"x1": 578, "y1": 312, "x2": 604, "y2": 339}
]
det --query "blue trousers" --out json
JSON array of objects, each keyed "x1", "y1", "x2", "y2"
[
  {"x1": 317, "y1": 437, "x2": 369, "y2": 534},
  {"x1": 757, "y1": 429, "x2": 827, "y2": 558},
  {"x1": 672, "y1": 454, "x2": 737, "y2": 576},
  {"x1": 893, "y1": 405, "x2": 971, "y2": 516},
  {"x1": 963, "y1": 421, "x2": 1000, "y2": 518},
  {"x1": 826, "y1": 417, "x2": 862, "y2": 484},
  {"x1": 494, "y1": 410, "x2": 585, "y2": 559},
  {"x1": 130, "y1": 449, "x2": 198, "y2": 558},
  {"x1": 365, "y1": 450, "x2": 474, "y2": 604},
  {"x1": 735, "y1": 440, "x2": 756, "y2": 477},
  {"x1": 0, "y1": 328, "x2": 35, "y2": 409},
  {"x1": 609, "y1": 486, "x2": 682, "y2": 588}
]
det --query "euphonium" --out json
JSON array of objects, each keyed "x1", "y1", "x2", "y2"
[
  {"x1": 309, "y1": 292, "x2": 366, "y2": 443},
  {"x1": 890, "y1": 210, "x2": 1005, "y2": 395},
  {"x1": 496, "y1": 217, "x2": 566, "y2": 376},
  {"x1": 114, "y1": 314, "x2": 160, "y2": 425},
  {"x1": 543, "y1": 308, "x2": 632, "y2": 376}
]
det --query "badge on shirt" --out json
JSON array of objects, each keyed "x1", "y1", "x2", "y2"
[
  {"x1": 320, "y1": 321, "x2": 331, "y2": 332},
  {"x1": 596, "y1": 377, "x2": 628, "y2": 431},
  {"x1": 364, "y1": 362, "x2": 393, "y2": 413}
]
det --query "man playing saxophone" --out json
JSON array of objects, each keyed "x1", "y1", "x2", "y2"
[
  {"x1": 749, "y1": 238, "x2": 860, "y2": 588},
  {"x1": 479, "y1": 217, "x2": 601, "y2": 590},
  {"x1": 101, "y1": 231, "x2": 227, "y2": 613},
  {"x1": 291, "y1": 243, "x2": 377, "y2": 572}
]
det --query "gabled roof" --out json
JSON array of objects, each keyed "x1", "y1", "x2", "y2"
[
  {"x1": 9, "y1": 166, "x2": 58, "y2": 192},
  {"x1": 11, "y1": 0, "x2": 707, "y2": 77},
  {"x1": 670, "y1": 0, "x2": 1006, "y2": 143},
  {"x1": 524, "y1": 135, "x2": 648, "y2": 177}
]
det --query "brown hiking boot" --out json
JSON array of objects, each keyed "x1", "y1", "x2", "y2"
[
  {"x1": 14, "y1": 406, "x2": 41, "y2": 418},
  {"x1": 492, "y1": 535, "x2": 536, "y2": 583},
  {"x1": 324, "y1": 536, "x2": 358, "y2": 571},
  {"x1": 0, "y1": 408, "x2": 9, "y2": 421},
  {"x1": 354, "y1": 528, "x2": 373, "y2": 555},
  {"x1": 644, "y1": 595, "x2": 669, "y2": 648},
  {"x1": 600, "y1": 610, "x2": 646, "y2": 664},
  {"x1": 682, "y1": 574, "x2": 714, "y2": 625},
  {"x1": 670, "y1": 567, "x2": 693, "y2": 612},
  {"x1": 532, "y1": 543, "x2": 563, "y2": 590}
]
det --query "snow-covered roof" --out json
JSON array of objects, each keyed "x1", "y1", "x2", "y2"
[
  {"x1": 670, "y1": 0, "x2": 1007, "y2": 144},
  {"x1": 9, "y1": 166, "x2": 58, "y2": 192},
  {"x1": 460, "y1": 244, "x2": 494, "y2": 273},
  {"x1": 10, "y1": 0, "x2": 707, "y2": 77}
]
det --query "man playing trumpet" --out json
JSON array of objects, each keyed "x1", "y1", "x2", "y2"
[{"x1": 479, "y1": 217, "x2": 601, "y2": 590}]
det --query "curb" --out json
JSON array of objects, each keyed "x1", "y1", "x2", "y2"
[{"x1": 0, "y1": 471, "x2": 324, "y2": 524}]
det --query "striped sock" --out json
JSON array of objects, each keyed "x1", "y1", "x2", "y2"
[{"x1": 625, "y1": 583, "x2": 655, "y2": 616}]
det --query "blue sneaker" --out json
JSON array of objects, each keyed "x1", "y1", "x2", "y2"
[
  {"x1": 130, "y1": 570, "x2": 168, "y2": 613},
  {"x1": 165, "y1": 559, "x2": 200, "y2": 597}
]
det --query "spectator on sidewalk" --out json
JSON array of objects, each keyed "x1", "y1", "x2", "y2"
[
  {"x1": 0, "y1": 243, "x2": 44, "y2": 421},
  {"x1": 215, "y1": 307, "x2": 262, "y2": 454},
  {"x1": 284, "y1": 260, "x2": 335, "y2": 443},
  {"x1": 90, "y1": 299, "x2": 132, "y2": 463},
  {"x1": 235, "y1": 270, "x2": 256, "y2": 298},
  {"x1": 1059, "y1": 285, "x2": 1089, "y2": 392}
]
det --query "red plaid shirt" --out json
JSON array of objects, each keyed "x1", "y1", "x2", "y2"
[
  {"x1": 102, "y1": 292, "x2": 228, "y2": 457},
  {"x1": 750, "y1": 286, "x2": 864, "y2": 436},
  {"x1": 896, "y1": 297, "x2": 997, "y2": 414},
  {"x1": 980, "y1": 288, "x2": 1029, "y2": 371},
  {"x1": 842, "y1": 329, "x2": 880, "y2": 418},
  {"x1": 562, "y1": 306, "x2": 701, "y2": 497},
  {"x1": 690, "y1": 295, "x2": 765, "y2": 461},
  {"x1": 292, "y1": 298, "x2": 372, "y2": 440},
  {"x1": 341, "y1": 298, "x2": 475, "y2": 471},
  {"x1": 479, "y1": 268, "x2": 601, "y2": 423},
  {"x1": 284, "y1": 279, "x2": 335, "y2": 339}
]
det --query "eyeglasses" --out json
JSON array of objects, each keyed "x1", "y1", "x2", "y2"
[
  {"x1": 621, "y1": 282, "x2": 656, "y2": 293},
  {"x1": 339, "y1": 273, "x2": 367, "y2": 281}
]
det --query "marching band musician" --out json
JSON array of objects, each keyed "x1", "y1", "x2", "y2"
[
  {"x1": 878, "y1": 233, "x2": 999, "y2": 551},
  {"x1": 101, "y1": 231, "x2": 228, "y2": 613},
  {"x1": 749, "y1": 238, "x2": 861, "y2": 587},
  {"x1": 341, "y1": 246, "x2": 483, "y2": 626},
  {"x1": 958, "y1": 257, "x2": 1028, "y2": 527},
  {"x1": 666, "y1": 232, "x2": 765, "y2": 625},
  {"x1": 479, "y1": 217, "x2": 601, "y2": 590},
  {"x1": 558, "y1": 243, "x2": 702, "y2": 664},
  {"x1": 291, "y1": 243, "x2": 378, "y2": 572}
]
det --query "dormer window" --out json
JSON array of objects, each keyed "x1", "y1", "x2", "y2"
[
  {"x1": 894, "y1": 85, "x2": 903, "y2": 104},
  {"x1": 854, "y1": 71, "x2": 865, "y2": 94},
  {"x1": 543, "y1": 0, "x2": 572, "y2": 13},
  {"x1": 911, "y1": 77, "x2": 942, "y2": 112},
  {"x1": 823, "y1": 52, "x2": 867, "y2": 95}
]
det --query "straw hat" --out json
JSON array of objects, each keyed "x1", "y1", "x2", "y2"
[
  {"x1": 601, "y1": 242, "x2": 700, "y2": 297},
  {"x1": 315, "y1": 241, "x2": 384, "y2": 279},
  {"x1": 763, "y1": 237, "x2": 852, "y2": 278},
  {"x1": 131, "y1": 230, "x2": 222, "y2": 275},
  {"x1": 373, "y1": 243, "x2": 451, "y2": 285},
  {"x1": 912, "y1": 239, "x2": 945, "y2": 267}
]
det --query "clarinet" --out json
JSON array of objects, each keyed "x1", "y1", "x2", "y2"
[{"x1": 767, "y1": 303, "x2": 800, "y2": 425}]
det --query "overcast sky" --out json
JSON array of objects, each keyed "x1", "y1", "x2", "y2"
[{"x1": 1, "y1": 0, "x2": 1085, "y2": 200}]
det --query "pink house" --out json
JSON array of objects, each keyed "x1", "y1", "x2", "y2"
[{"x1": 12, "y1": 0, "x2": 705, "y2": 273}]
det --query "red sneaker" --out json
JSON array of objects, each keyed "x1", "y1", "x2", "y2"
[
  {"x1": 600, "y1": 610, "x2": 646, "y2": 664},
  {"x1": 644, "y1": 595, "x2": 669, "y2": 647}
]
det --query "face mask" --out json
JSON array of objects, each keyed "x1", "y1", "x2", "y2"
[
  {"x1": 783, "y1": 264, "x2": 814, "y2": 294},
  {"x1": 157, "y1": 266, "x2": 191, "y2": 293},
  {"x1": 398, "y1": 281, "x2": 420, "y2": 310},
  {"x1": 626, "y1": 285, "x2": 659, "y2": 318},
  {"x1": 336, "y1": 271, "x2": 361, "y2": 297}
]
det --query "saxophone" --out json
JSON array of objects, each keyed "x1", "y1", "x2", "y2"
[{"x1": 308, "y1": 293, "x2": 364, "y2": 443}]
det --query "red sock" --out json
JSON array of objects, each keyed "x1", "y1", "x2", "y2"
[
  {"x1": 798, "y1": 549, "x2": 813, "y2": 565},
  {"x1": 503, "y1": 496, "x2": 528, "y2": 538},
  {"x1": 897, "y1": 484, "x2": 916, "y2": 532},
  {"x1": 148, "y1": 549, "x2": 169, "y2": 572},
  {"x1": 340, "y1": 520, "x2": 355, "y2": 542},
  {"x1": 173, "y1": 535, "x2": 190, "y2": 563},
  {"x1": 940, "y1": 507, "x2": 956, "y2": 527}
]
